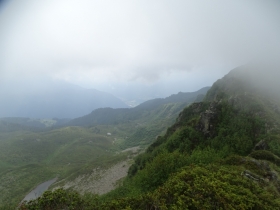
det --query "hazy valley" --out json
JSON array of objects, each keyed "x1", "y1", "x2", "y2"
[
  {"x1": 0, "y1": 87, "x2": 208, "y2": 208},
  {"x1": 2, "y1": 67, "x2": 280, "y2": 209},
  {"x1": 1, "y1": 1, "x2": 280, "y2": 209}
]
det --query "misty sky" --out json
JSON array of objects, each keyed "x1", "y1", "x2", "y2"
[{"x1": 1, "y1": 0, "x2": 280, "y2": 100}]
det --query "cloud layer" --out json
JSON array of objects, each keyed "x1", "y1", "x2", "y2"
[{"x1": 0, "y1": 0, "x2": 280, "y2": 87}]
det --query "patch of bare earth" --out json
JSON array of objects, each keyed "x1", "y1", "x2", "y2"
[{"x1": 54, "y1": 147, "x2": 140, "y2": 195}]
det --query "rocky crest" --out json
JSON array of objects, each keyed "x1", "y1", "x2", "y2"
[{"x1": 197, "y1": 102, "x2": 219, "y2": 137}]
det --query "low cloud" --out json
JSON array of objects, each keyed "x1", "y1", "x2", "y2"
[{"x1": 0, "y1": 0, "x2": 280, "y2": 85}]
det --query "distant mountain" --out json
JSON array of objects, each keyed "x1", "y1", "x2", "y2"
[
  {"x1": 68, "y1": 87, "x2": 210, "y2": 126},
  {"x1": 66, "y1": 87, "x2": 210, "y2": 147},
  {"x1": 0, "y1": 80, "x2": 128, "y2": 119}
]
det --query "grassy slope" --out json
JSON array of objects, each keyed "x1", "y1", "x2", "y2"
[
  {"x1": 68, "y1": 90, "x2": 208, "y2": 149},
  {"x1": 0, "y1": 89, "x2": 208, "y2": 207},
  {"x1": 0, "y1": 125, "x2": 126, "y2": 207}
]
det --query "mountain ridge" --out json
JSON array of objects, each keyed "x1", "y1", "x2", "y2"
[
  {"x1": 67, "y1": 87, "x2": 210, "y2": 127},
  {"x1": 0, "y1": 80, "x2": 128, "y2": 119}
]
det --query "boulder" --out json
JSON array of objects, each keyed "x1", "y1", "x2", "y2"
[{"x1": 254, "y1": 140, "x2": 269, "y2": 150}]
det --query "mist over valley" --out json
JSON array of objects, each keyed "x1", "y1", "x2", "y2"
[{"x1": 1, "y1": 0, "x2": 280, "y2": 209}]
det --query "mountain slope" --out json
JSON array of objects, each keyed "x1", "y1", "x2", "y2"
[
  {"x1": 20, "y1": 67, "x2": 280, "y2": 209},
  {"x1": 0, "y1": 87, "x2": 210, "y2": 208},
  {"x1": 68, "y1": 87, "x2": 209, "y2": 126},
  {"x1": 67, "y1": 87, "x2": 210, "y2": 148},
  {"x1": 126, "y1": 66, "x2": 280, "y2": 177}
]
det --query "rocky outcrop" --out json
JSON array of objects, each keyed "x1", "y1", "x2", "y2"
[
  {"x1": 197, "y1": 102, "x2": 219, "y2": 137},
  {"x1": 241, "y1": 158, "x2": 279, "y2": 188},
  {"x1": 254, "y1": 140, "x2": 269, "y2": 151},
  {"x1": 176, "y1": 102, "x2": 204, "y2": 124},
  {"x1": 191, "y1": 102, "x2": 204, "y2": 114},
  {"x1": 242, "y1": 170, "x2": 265, "y2": 183},
  {"x1": 198, "y1": 110, "x2": 215, "y2": 134}
]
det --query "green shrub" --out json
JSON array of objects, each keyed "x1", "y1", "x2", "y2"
[
  {"x1": 249, "y1": 150, "x2": 280, "y2": 166},
  {"x1": 19, "y1": 188, "x2": 88, "y2": 210}
]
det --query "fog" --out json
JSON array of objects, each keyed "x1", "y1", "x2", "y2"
[
  {"x1": 231, "y1": 62, "x2": 280, "y2": 101},
  {"x1": 0, "y1": 0, "x2": 280, "y2": 112}
]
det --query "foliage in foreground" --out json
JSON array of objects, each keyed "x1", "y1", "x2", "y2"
[{"x1": 19, "y1": 164, "x2": 280, "y2": 210}]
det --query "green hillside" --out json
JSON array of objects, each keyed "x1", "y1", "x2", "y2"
[
  {"x1": 0, "y1": 125, "x2": 129, "y2": 207},
  {"x1": 67, "y1": 87, "x2": 209, "y2": 148},
  {"x1": 68, "y1": 87, "x2": 209, "y2": 126},
  {"x1": 0, "y1": 88, "x2": 208, "y2": 208},
  {"x1": 20, "y1": 67, "x2": 280, "y2": 209}
]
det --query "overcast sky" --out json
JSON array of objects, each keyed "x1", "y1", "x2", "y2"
[{"x1": 1, "y1": 0, "x2": 280, "y2": 100}]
